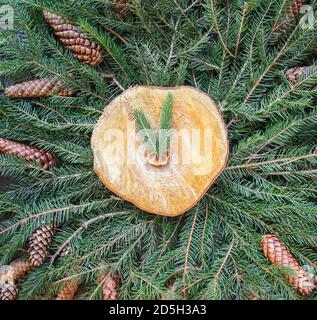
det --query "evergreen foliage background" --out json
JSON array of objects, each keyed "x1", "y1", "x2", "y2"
[{"x1": 0, "y1": 0, "x2": 317, "y2": 300}]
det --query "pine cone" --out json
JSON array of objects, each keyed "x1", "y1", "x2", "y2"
[
  {"x1": 277, "y1": 0, "x2": 306, "y2": 37},
  {"x1": 286, "y1": 67, "x2": 305, "y2": 82},
  {"x1": 115, "y1": 0, "x2": 132, "y2": 17},
  {"x1": 287, "y1": 65, "x2": 317, "y2": 82},
  {"x1": 28, "y1": 226, "x2": 56, "y2": 267},
  {"x1": 56, "y1": 281, "x2": 78, "y2": 300},
  {"x1": 0, "y1": 281, "x2": 18, "y2": 300},
  {"x1": 288, "y1": 0, "x2": 305, "y2": 20},
  {"x1": 5, "y1": 79, "x2": 74, "y2": 98},
  {"x1": 44, "y1": 11, "x2": 103, "y2": 67},
  {"x1": 10, "y1": 259, "x2": 33, "y2": 281},
  {"x1": 102, "y1": 274, "x2": 119, "y2": 300},
  {"x1": 261, "y1": 234, "x2": 315, "y2": 296},
  {"x1": 0, "y1": 138, "x2": 56, "y2": 170}
]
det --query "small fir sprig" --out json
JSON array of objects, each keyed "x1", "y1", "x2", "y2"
[
  {"x1": 134, "y1": 93, "x2": 174, "y2": 159},
  {"x1": 158, "y1": 92, "x2": 173, "y2": 157},
  {"x1": 134, "y1": 109, "x2": 157, "y2": 154}
]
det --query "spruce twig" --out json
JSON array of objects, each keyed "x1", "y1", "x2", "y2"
[
  {"x1": 158, "y1": 92, "x2": 174, "y2": 157},
  {"x1": 134, "y1": 109, "x2": 157, "y2": 154},
  {"x1": 134, "y1": 92, "x2": 174, "y2": 159}
]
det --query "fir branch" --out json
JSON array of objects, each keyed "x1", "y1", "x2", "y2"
[
  {"x1": 50, "y1": 210, "x2": 135, "y2": 264},
  {"x1": 0, "y1": 200, "x2": 120, "y2": 237},
  {"x1": 227, "y1": 153, "x2": 317, "y2": 171},
  {"x1": 183, "y1": 206, "x2": 198, "y2": 300},
  {"x1": 234, "y1": 2, "x2": 249, "y2": 58},
  {"x1": 210, "y1": 0, "x2": 235, "y2": 58},
  {"x1": 202, "y1": 240, "x2": 235, "y2": 299}
]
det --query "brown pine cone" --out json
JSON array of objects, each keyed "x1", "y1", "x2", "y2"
[
  {"x1": 290, "y1": 0, "x2": 305, "y2": 18},
  {"x1": 0, "y1": 138, "x2": 56, "y2": 170},
  {"x1": 102, "y1": 274, "x2": 119, "y2": 300},
  {"x1": 261, "y1": 234, "x2": 315, "y2": 296},
  {"x1": 5, "y1": 79, "x2": 74, "y2": 98},
  {"x1": 0, "y1": 281, "x2": 18, "y2": 300},
  {"x1": 286, "y1": 67, "x2": 305, "y2": 82},
  {"x1": 115, "y1": 0, "x2": 132, "y2": 17},
  {"x1": 287, "y1": 0, "x2": 305, "y2": 23},
  {"x1": 44, "y1": 11, "x2": 103, "y2": 67},
  {"x1": 10, "y1": 259, "x2": 33, "y2": 281},
  {"x1": 28, "y1": 226, "x2": 56, "y2": 267},
  {"x1": 287, "y1": 65, "x2": 317, "y2": 82},
  {"x1": 276, "y1": 0, "x2": 306, "y2": 37},
  {"x1": 56, "y1": 281, "x2": 78, "y2": 300}
]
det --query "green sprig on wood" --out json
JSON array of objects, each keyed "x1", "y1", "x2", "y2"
[{"x1": 134, "y1": 92, "x2": 174, "y2": 158}]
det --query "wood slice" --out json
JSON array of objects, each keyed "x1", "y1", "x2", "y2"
[{"x1": 91, "y1": 86, "x2": 229, "y2": 216}]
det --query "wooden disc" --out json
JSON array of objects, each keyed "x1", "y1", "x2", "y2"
[{"x1": 91, "y1": 86, "x2": 229, "y2": 216}]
